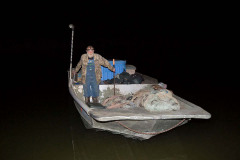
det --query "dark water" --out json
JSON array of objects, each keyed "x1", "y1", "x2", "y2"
[
  {"x1": 1, "y1": 50, "x2": 239, "y2": 160},
  {"x1": 1, "y1": 5, "x2": 239, "y2": 159}
]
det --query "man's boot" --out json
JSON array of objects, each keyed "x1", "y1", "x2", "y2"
[
  {"x1": 92, "y1": 97, "x2": 98, "y2": 103},
  {"x1": 85, "y1": 97, "x2": 90, "y2": 104}
]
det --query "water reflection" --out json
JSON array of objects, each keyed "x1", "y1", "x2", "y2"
[
  {"x1": 69, "y1": 87, "x2": 240, "y2": 160},
  {"x1": 1, "y1": 81, "x2": 239, "y2": 160}
]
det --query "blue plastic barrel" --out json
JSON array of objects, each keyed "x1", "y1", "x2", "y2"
[{"x1": 101, "y1": 60, "x2": 126, "y2": 81}]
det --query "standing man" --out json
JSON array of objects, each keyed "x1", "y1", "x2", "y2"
[{"x1": 73, "y1": 45, "x2": 115, "y2": 103}]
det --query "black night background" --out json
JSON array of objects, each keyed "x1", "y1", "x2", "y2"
[{"x1": 1, "y1": 1, "x2": 239, "y2": 160}]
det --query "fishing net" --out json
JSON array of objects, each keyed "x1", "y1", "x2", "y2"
[{"x1": 102, "y1": 85, "x2": 180, "y2": 112}]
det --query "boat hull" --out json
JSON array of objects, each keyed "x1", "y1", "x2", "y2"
[{"x1": 74, "y1": 101, "x2": 189, "y2": 140}]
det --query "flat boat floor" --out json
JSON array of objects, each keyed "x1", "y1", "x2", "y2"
[{"x1": 88, "y1": 94, "x2": 211, "y2": 122}]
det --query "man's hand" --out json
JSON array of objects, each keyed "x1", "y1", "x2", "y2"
[
  {"x1": 113, "y1": 68, "x2": 115, "y2": 72},
  {"x1": 72, "y1": 69, "x2": 76, "y2": 76}
]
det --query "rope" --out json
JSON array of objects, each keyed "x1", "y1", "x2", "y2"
[{"x1": 116, "y1": 119, "x2": 186, "y2": 135}]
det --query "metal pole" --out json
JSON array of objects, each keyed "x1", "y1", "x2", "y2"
[
  {"x1": 69, "y1": 24, "x2": 75, "y2": 79},
  {"x1": 113, "y1": 59, "x2": 115, "y2": 95}
]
